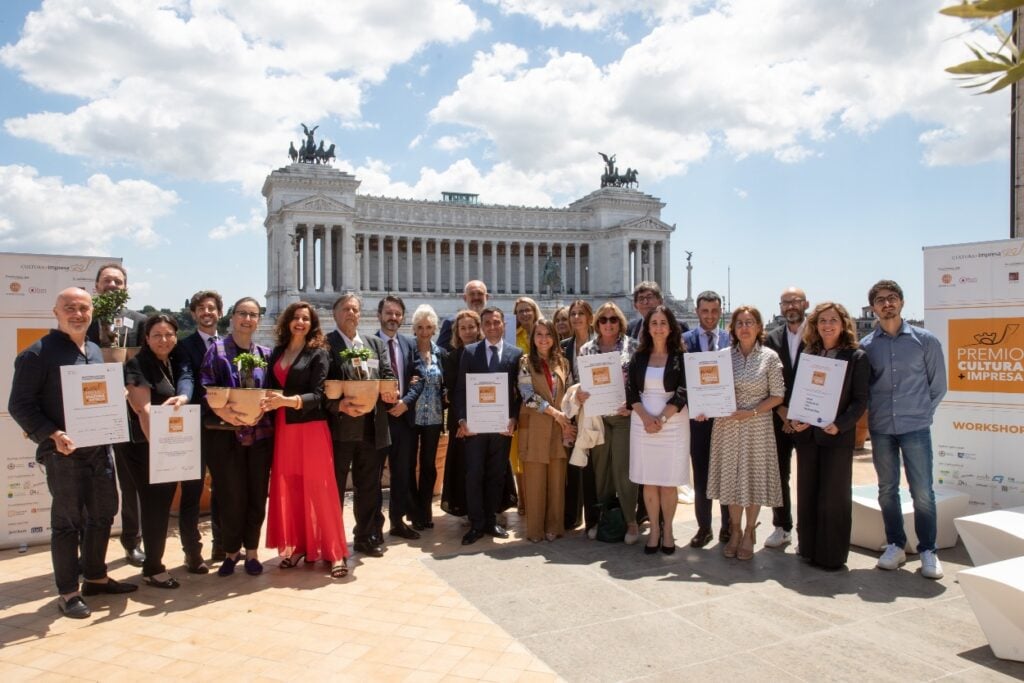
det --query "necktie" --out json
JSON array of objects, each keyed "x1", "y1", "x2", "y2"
[
  {"x1": 706, "y1": 331, "x2": 716, "y2": 352},
  {"x1": 488, "y1": 345, "x2": 499, "y2": 372},
  {"x1": 388, "y1": 338, "x2": 400, "y2": 387}
]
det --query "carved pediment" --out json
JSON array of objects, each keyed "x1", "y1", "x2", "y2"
[
  {"x1": 617, "y1": 216, "x2": 673, "y2": 233},
  {"x1": 280, "y1": 194, "x2": 354, "y2": 214}
]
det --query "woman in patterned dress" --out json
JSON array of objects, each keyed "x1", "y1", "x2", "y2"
[
  {"x1": 703, "y1": 306, "x2": 785, "y2": 561},
  {"x1": 407, "y1": 304, "x2": 446, "y2": 530}
]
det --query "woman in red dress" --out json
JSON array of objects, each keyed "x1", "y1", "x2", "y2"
[{"x1": 262, "y1": 302, "x2": 349, "y2": 578}]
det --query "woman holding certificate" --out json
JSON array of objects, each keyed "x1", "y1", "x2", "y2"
[
  {"x1": 261, "y1": 302, "x2": 348, "y2": 578},
  {"x1": 518, "y1": 319, "x2": 572, "y2": 542},
  {"x1": 123, "y1": 314, "x2": 193, "y2": 589},
  {"x1": 705, "y1": 306, "x2": 785, "y2": 561},
  {"x1": 788, "y1": 302, "x2": 868, "y2": 570},
  {"x1": 200, "y1": 297, "x2": 273, "y2": 577},
  {"x1": 578, "y1": 302, "x2": 640, "y2": 544},
  {"x1": 626, "y1": 306, "x2": 689, "y2": 555}
]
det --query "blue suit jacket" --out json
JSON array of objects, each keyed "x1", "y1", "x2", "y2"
[{"x1": 683, "y1": 327, "x2": 730, "y2": 353}]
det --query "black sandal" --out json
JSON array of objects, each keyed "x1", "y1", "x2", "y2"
[
  {"x1": 330, "y1": 559, "x2": 348, "y2": 578},
  {"x1": 279, "y1": 553, "x2": 305, "y2": 569}
]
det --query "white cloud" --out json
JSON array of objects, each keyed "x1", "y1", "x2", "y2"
[
  {"x1": 0, "y1": 0, "x2": 485, "y2": 191},
  {"x1": 733, "y1": 187, "x2": 748, "y2": 199},
  {"x1": 429, "y1": 0, "x2": 1007, "y2": 198},
  {"x1": 408, "y1": 135, "x2": 423, "y2": 150},
  {"x1": 0, "y1": 164, "x2": 178, "y2": 253},
  {"x1": 209, "y1": 207, "x2": 265, "y2": 240},
  {"x1": 484, "y1": 0, "x2": 686, "y2": 30}
]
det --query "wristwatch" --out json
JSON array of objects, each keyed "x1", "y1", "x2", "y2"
[{"x1": 659, "y1": 414, "x2": 668, "y2": 424}]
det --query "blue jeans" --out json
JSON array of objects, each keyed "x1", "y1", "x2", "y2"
[
  {"x1": 870, "y1": 428, "x2": 937, "y2": 552},
  {"x1": 42, "y1": 446, "x2": 118, "y2": 595}
]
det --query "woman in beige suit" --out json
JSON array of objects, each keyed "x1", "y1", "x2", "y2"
[{"x1": 518, "y1": 319, "x2": 574, "y2": 542}]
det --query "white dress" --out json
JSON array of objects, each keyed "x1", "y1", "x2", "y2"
[{"x1": 629, "y1": 366, "x2": 691, "y2": 487}]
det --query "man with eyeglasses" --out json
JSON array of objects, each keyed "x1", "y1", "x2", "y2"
[
  {"x1": 762, "y1": 286, "x2": 809, "y2": 549},
  {"x1": 437, "y1": 280, "x2": 488, "y2": 351},
  {"x1": 626, "y1": 281, "x2": 662, "y2": 340},
  {"x1": 860, "y1": 280, "x2": 947, "y2": 579}
]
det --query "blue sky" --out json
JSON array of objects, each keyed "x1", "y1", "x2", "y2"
[{"x1": 0, "y1": 0, "x2": 1010, "y2": 321}]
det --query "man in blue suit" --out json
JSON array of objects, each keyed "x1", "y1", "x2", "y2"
[
  {"x1": 682, "y1": 290, "x2": 732, "y2": 547},
  {"x1": 376, "y1": 295, "x2": 422, "y2": 541},
  {"x1": 454, "y1": 307, "x2": 523, "y2": 545}
]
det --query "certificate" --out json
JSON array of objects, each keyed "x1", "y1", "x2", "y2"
[
  {"x1": 149, "y1": 405, "x2": 201, "y2": 484},
  {"x1": 787, "y1": 354, "x2": 848, "y2": 426},
  {"x1": 466, "y1": 372, "x2": 510, "y2": 434},
  {"x1": 577, "y1": 352, "x2": 626, "y2": 417},
  {"x1": 683, "y1": 348, "x2": 737, "y2": 418},
  {"x1": 60, "y1": 363, "x2": 130, "y2": 447}
]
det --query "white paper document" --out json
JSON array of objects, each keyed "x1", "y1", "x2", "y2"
[
  {"x1": 149, "y1": 405, "x2": 202, "y2": 484},
  {"x1": 577, "y1": 352, "x2": 627, "y2": 417},
  {"x1": 683, "y1": 348, "x2": 737, "y2": 419},
  {"x1": 466, "y1": 372, "x2": 510, "y2": 434},
  {"x1": 60, "y1": 363, "x2": 130, "y2": 448},
  {"x1": 787, "y1": 354, "x2": 848, "y2": 426}
]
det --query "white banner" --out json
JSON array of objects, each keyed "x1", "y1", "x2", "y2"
[
  {"x1": 1, "y1": 252, "x2": 119, "y2": 549},
  {"x1": 923, "y1": 238, "x2": 1024, "y2": 512}
]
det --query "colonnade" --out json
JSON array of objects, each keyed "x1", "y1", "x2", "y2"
[{"x1": 287, "y1": 224, "x2": 669, "y2": 298}]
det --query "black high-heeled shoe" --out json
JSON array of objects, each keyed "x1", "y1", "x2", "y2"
[
  {"x1": 644, "y1": 536, "x2": 660, "y2": 555},
  {"x1": 661, "y1": 543, "x2": 676, "y2": 555}
]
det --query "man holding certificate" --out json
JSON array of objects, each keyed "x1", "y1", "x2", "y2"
[
  {"x1": 787, "y1": 303, "x2": 868, "y2": 570},
  {"x1": 455, "y1": 307, "x2": 523, "y2": 545},
  {"x1": 8, "y1": 288, "x2": 138, "y2": 619}
]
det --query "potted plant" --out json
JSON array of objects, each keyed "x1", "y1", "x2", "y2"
[
  {"x1": 91, "y1": 288, "x2": 138, "y2": 363},
  {"x1": 227, "y1": 352, "x2": 268, "y2": 423},
  {"x1": 328, "y1": 347, "x2": 387, "y2": 410}
]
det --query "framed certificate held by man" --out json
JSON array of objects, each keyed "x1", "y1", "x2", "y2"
[
  {"x1": 787, "y1": 354, "x2": 848, "y2": 426},
  {"x1": 60, "y1": 363, "x2": 130, "y2": 447},
  {"x1": 466, "y1": 373, "x2": 510, "y2": 434}
]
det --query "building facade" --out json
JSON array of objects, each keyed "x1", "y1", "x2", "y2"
[{"x1": 262, "y1": 162, "x2": 675, "y2": 324}]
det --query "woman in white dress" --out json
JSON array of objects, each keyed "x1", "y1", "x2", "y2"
[{"x1": 627, "y1": 306, "x2": 689, "y2": 555}]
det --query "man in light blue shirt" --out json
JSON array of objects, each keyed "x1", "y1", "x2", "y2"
[{"x1": 860, "y1": 279, "x2": 947, "y2": 580}]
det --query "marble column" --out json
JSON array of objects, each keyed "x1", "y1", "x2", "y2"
[
  {"x1": 476, "y1": 241, "x2": 483, "y2": 283},
  {"x1": 504, "y1": 241, "x2": 512, "y2": 295},
  {"x1": 462, "y1": 239, "x2": 469, "y2": 287},
  {"x1": 323, "y1": 226, "x2": 334, "y2": 292},
  {"x1": 434, "y1": 239, "x2": 442, "y2": 293},
  {"x1": 518, "y1": 241, "x2": 526, "y2": 295},
  {"x1": 304, "y1": 225, "x2": 315, "y2": 292},
  {"x1": 573, "y1": 243, "x2": 581, "y2": 295},
  {"x1": 377, "y1": 234, "x2": 385, "y2": 292},
  {"x1": 406, "y1": 237, "x2": 413, "y2": 293},
  {"x1": 661, "y1": 239, "x2": 670, "y2": 294},
  {"x1": 391, "y1": 235, "x2": 400, "y2": 292},
  {"x1": 449, "y1": 239, "x2": 456, "y2": 292},
  {"x1": 532, "y1": 242, "x2": 540, "y2": 294},
  {"x1": 559, "y1": 243, "x2": 567, "y2": 295},
  {"x1": 490, "y1": 240, "x2": 498, "y2": 293},
  {"x1": 633, "y1": 240, "x2": 641, "y2": 287},
  {"x1": 360, "y1": 233, "x2": 369, "y2": 292}
]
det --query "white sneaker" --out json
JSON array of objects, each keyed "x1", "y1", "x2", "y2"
[
  {"x1": 624, "y1": 528, "x2": 640, "y2": 545},
  {"x1": 763, "y1": 527, "x2": 791, "y2": 548},
  {"x1": 677, "y1": 485, "x2": 695, "y2": 505},
  {"x1": 876, "y1": 543, "x2": 907, "y2": 570},
  {"x1": 920, "y1": 550, "x2": 944, "y2": 579}
]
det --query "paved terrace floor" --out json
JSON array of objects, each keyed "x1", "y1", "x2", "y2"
[{"x1": 1, "y1": 449, "x2": 1023, "y2": 682}]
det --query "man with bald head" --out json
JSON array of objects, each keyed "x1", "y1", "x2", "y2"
[
  {"x1": 8, "y1": 288, "x2": 137, "y2": 619},
  {"x1": 436, "y1": 279, "x2": 488, "y2": 350},
  {"x1": 762, "y1": 286, "x2": 809, "y2": 549}
]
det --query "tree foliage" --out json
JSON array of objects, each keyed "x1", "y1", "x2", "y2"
[{"x1": 943, "y1": 1, "x2": 1024, "y2": 93}]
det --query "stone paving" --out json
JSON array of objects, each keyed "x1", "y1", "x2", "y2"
[{"x1": 1, "y1": 450, "x2": 1022, "y2": 682}]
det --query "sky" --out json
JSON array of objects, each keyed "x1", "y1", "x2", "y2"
[{"x1": 0, "y1": 0, "x2": 1012, "y2": 321}]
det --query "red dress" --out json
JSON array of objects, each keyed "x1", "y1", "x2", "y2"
[{"x1": 265, "y1": 361, "x2": 348, "y2": 561}]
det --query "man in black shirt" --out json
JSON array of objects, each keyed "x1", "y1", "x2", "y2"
[{"x1": 8, "y1": 288, "x2": 137, "y2": 619}]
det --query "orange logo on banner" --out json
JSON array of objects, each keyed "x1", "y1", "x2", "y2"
[
  {"x1": 699, "y1": 365, "x2": 720, "y2": 385},
  {"x1": 948, "y1": 318, "x2": 1024, "y2": 393}
]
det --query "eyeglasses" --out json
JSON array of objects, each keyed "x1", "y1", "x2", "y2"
[
  {"x1": 148, "y1": 333, "x2": 176, "y2": 341},
  {"x1": 635, "y1": 294, "x2": 658, "y2": 304},
  {"x1": 235, "y1": 311, "x2": 260, "y2": 319},
  {"x1": 733, "y1": 320, "x2": 758, "y2": 328},
  {"x1": 597, "y1": 316, "x2": 619, "y2": 325},
  {"x1": 873, "y1": 294, "x2": 901, "y2": 306},
  {"x1": 780, "y1": 298, "x2": 805, "y2": 307}
]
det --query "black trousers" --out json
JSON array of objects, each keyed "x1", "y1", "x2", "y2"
[
  {"x1": 333, "y1": 438, "x2": 385, "y2": 543},
  {"x1": 690, "y1": 418, "x2": 730, "y2": 532},
  {"x1": 411, "y1": 424, "x2": 443, "y2": 525},
  {"x1": 206, "y1": 431, "x2": 272, "y2": 553},
  {"x1": 796, "y1": 441, "x2": 854, "y2": 569},
  {"x1": 464, "y1": 433, "x2": 511, "y2": 531},
  {"x1": 43, "y1": 447, "x2": 117, "y2": 595},
  {"x1": 772, "y1": 421, "x2": 795, "y2": 532},
  {"x1": 176, "y1": 427, "x2": 219, "y2": 558},
  {"x1": 386, "y1": 416, "x2": 417, "y2": 527},
  {"x1": 121, "y1": 441, "x2": 177, "y2": 576},
  {"x1": 111, "y1": 442, "x2": 141, "y2": 550}
]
